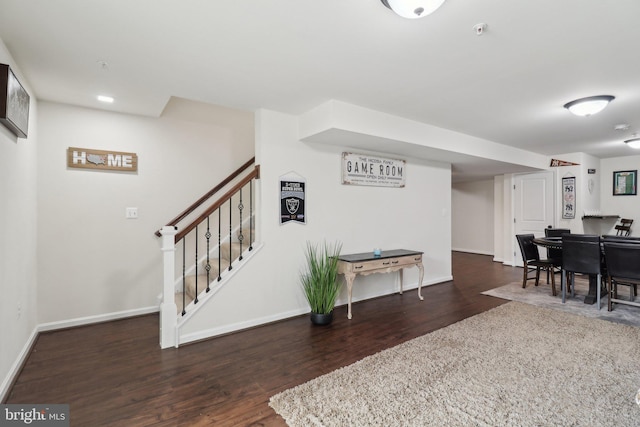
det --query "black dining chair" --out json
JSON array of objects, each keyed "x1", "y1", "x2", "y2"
[
  {"x1": 615, "y1": 218, "x2": 633, "y2": 237},
  {"x1": 603, "y1": 241, "x2": 640, "y2": 311},
  {"x1": 601, "y1": 234, "x2": 640, "y2": 243},
  {"x1": 544, "y1": 228, "x2": 570, "y2": 277},
  {"x1": 561, "y1": 234, "x2": 603, "y2": 309},
  {"x1": 516, "y1": 234, "x2": 557, "y2": 295}
]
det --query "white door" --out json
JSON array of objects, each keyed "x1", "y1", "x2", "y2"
[{"x1": 513, "y1": 171, "x2": 555, "y2": 267}]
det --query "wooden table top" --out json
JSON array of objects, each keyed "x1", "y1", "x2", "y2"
[{"x1": 337, "y1": 249, "x2": 423, "y2": 263}]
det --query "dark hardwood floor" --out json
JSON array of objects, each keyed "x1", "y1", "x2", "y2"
[{"x1": 5, "y1": 252, "x2": 521, "y2": 426}]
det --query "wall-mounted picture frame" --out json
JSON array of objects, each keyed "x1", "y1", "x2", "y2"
[
  {"x1": 0, "y1": 63, "x2": 30, "y2": 138},
  {"x1": 562, "y1": 176, "x2": 576, "y2": 219},
  {"x1": 613, "y1": 170, "x2": 637, "y2": 196}
]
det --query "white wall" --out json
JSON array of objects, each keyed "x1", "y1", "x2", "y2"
[
  {"x1": 494, "y1": 152, "x2": 604, "y2": 264},
  {"x1": 600, "y1": 155, "x2": 640, "y2": 236},
  {"x1": 493, "y1": 176, "x2": 504, "y2": 262},
  {"x1": 452, "y1": 179, "x2": 494, "y2": 255},
  {"x1": 180, "y1": 109, "x2": 453, "y2": 340},
  {"x1": 0, "y1": 44, "x2": 38, "y2": 399},
  {"x1": 299, "y1": 100, "x2": 550, "y2": 173},
  {"x1": 550, "y1": 152, "x2": 601, "y2": 234},
  {"x1": 36, "y1": 98, "x2": 254, "y2": 326}
]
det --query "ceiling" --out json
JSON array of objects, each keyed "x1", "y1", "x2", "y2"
[{"x1": 1, "y1": 0, "x2": 639, "y2": 181}]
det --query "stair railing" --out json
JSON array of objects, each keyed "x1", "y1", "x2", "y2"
[
  {"x1": 155, "y1": 157, "x2": 256, "y2": 237},
  {"x1": 158, "y1": 159, "x2": 259, "y2": 348}
]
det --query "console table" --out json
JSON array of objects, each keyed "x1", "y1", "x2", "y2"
[{"x1": 337, "y1": 249, "x2": 424, "y2": 319}]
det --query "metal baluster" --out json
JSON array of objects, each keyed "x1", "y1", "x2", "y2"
[
  {"x1": 228, "y1": 196, "x2": 233, "y2": 271},
  {"x1": 205, "y1": 217, "x2": 211, "y2": 292},
  {"x1": 194, "y1": 225, "x2": 199, "y2": 304},
  {"x1": 217, "y1": 207, "x2": 222, "y2": 281},
  {"x1": 249, "y1": 178, "x2": 254, "y2": 251},
  {"x1": 238, "y1": 187, "x2": 244, "y2": 261},
  {"x1": 181, "y1": 239, "x2": 186, "y2": 316}
]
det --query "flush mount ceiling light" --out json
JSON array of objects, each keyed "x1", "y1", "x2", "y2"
[
  {"x1": 625, "y1": 137, "x2": 640, "y2": 149},
  {"x1": 380, "y1": 0, "x2": 446, "y2": 19},
  {"x1": 563, "y1": 95, "x2": 614, "y2": 116}
]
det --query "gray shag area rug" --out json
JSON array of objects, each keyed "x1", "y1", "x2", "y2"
[
  {"x1": 482, "y1": 277, "x2": 640, "y2": 328},
  {"x1": 269, "y1": 302, "x2": 640, "y2": 426}
]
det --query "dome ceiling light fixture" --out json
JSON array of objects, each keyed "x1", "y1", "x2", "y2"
[
  {"x1": 625, "y1": 135, "x2": 640, "y2": 149},
  {"x1": 380, "y1": 0, "x2": 446, "y2": 19},
  {"x1": 563, "y1": 95, "x2": 615, "y2": 116}
]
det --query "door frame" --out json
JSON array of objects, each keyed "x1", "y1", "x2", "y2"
[{"x1": 509, "y1": 170, "x2": 557, "y2": 266}]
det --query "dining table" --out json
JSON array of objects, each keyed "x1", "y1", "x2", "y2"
[{"x1": 532, "y1": 236, "x2": 600, "y2": 305}]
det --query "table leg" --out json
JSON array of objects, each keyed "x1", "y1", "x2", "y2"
[
  {"x1": 584, "y1": 275, "x2": 598, "y2": 305},
  {"x1": 399, "y1": 268, "x2": 404, "y2": 294},
  {"x1": 417, "y1": 262, "x2": 424, "y2": 301},
  {"x1": 344, "y1": 272, "x2": 355, "y2": 319}
]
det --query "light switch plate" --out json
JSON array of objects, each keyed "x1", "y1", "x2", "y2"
[{"x1": 126, "y1": 207, "x2": 138, "y2": 219}]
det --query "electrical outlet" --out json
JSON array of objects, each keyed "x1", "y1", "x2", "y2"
[
  {"x1": 17, "y1": 302, "x2": 21, "y2": 319},
  {"x1": 126, "y1": 207, "x2": 138, "y2": 219}
]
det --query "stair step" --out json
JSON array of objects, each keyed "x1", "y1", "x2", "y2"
[
  {"x1": 198, "y1": 257, "x2": 231, "y2": 278},
  {"x1": 175, "y1": 292, "x2": 193, "y2": 314},
  {"x1": 237, "y1": 228, "x2": 255, "y2": 243},
  {"x1": 184, "y1": 266, "x2": 228, "y2": 298},
  {"x1": 220, "y1": 242, "x2": 241, "y2": 261},
  {"x1": 174, "y1": 232, "x2": 255, "y2": 315}
]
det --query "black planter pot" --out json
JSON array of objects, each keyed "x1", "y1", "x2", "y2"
[{"x1": 310, "y1": 312, "x2": 333, "y2": 326}]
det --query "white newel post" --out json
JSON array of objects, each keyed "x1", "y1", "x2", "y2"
[{"x1": 159, "y1": 226, "x2": 179, "y2": 348}]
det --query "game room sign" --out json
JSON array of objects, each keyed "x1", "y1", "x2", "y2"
[
  {"x1": 67, "y1": 147, "x2": 138, "y2": 172},
  {"x1": 341, "y1": 152, "x2": 405, "y2": 188}
]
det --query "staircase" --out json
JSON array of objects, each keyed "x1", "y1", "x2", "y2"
[
  {"x1": 158, "y1": 158, "x2": 260, "y2": 348},
  {"x1": 175, "y1": 237, "x2": 251, "y2": 315}
]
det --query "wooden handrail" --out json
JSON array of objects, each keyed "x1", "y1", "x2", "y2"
[
  {"x1": 174, "y1": 167, "x2": 259, "y2": 243},
  {"x1": 155, "y1": 157, "x2": 256, "y2": 237}
]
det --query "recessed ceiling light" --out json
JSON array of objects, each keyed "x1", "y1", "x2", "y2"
[{"x1": 97, "y1": 95, "x2": 114, "y2": 103}]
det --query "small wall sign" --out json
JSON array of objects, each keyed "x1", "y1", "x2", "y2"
[
  {"x1": 280, "y1": 172, "x2": 306, "y2": 225},
  {"x1": 67, "y1": 147, "x2": 138, "y2": 172},
  {"x1": 562, "y1": 176, "x2": 576, "y2": 219},
  {"x1": 342, "y1": 152, "x2": 405, "y2": 188},
  {"x1": 550, "y1": 159, "x2": 579, "y2": 167}
]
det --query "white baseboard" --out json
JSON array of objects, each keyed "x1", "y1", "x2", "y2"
[
  {"x1": 38, "y1": 306, "x2": 159, "y2": 332},
  {"x1": 178, "y1": 275, "x2": 453, "y2": 346},
  {"x1": 452, "y1": 247, "x2": 494, "y2": 256},
  {"x1": 4, "y1": 275, "x2": 454, "y2": 395},
  {"x1": 2, "y1": 305, "x2": 160, "y2": 401},
  {"x1": 179, "y1": 307, "x2": 309, "y2": 346},
  {"x1": 0, "y1": 327, "x2": 38, "y2": 402}
]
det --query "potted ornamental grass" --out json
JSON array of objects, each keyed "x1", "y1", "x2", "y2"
[{"x1": 300, "y1": 241, "x2": 343, "y2": 325}]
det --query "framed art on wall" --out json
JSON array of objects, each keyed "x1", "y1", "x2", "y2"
[
  {"x1": 613, "y1": 170, "x2": 637, "y2": 196},
  {"x1": 562, "y1": 176, "x2": 576, "y2": 219},
  {"x1": 0, "y1": 63, "x2": 30, "y2": 138}
]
